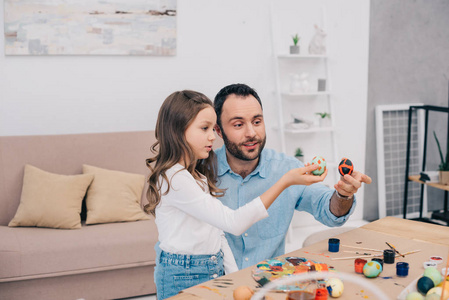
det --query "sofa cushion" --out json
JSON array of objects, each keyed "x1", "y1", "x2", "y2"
[
  {"x1": 8, "y1": 165, "x2": 94, "y2": 229},
  {"x1": 0, "y1": 220, "x2": 157, "y2": 281},
  {"x1": 83, "y1": 165, "x2": 150, "y2": 225}
]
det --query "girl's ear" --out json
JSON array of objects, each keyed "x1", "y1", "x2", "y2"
[{"x1": 214, "y1": 124, "x2": 223, "y2": 138}]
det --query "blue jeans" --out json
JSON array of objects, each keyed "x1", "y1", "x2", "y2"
[{"x1": 155, "y1": 250, "x2": 224, "y2": 300}]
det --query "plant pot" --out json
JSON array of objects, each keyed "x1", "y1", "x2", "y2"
[
  {"x1": 319, "y1": 118, "x2": 331, "y2": 128},
  {"x1": 290, "y1": 45, "x2": 300, "y2": 54},
  {"x1": 295, "y1": 156, "x2": 304, "y2": 163},
  {"x1": 439, "y1": 171, "x2": 449, "y2": 185}
]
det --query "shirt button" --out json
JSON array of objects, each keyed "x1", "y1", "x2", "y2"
[
  {"x1": 211, "y1": 256, "x2": 216, "y2": 261},
  {"x1": 244, "y1": 233, "x2": 248, "y2": 237},
  {"x1": 245, "y1": 257, "x2": 249, "y2": 261},
  {"x1": 213, "y1": 274, "x2": 218, "y2": 278}
]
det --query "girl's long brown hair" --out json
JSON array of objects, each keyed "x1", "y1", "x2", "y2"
[{"x1": 145, "y1": 90, "x2": 224, "y2": 216}]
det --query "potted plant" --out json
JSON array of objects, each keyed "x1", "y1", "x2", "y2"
[
  {"x1": 290, "y1": 34, "x2": 300, "y2": 54},
  {"x1": 294, "y1": 147, "x2": 304, "y2": 162},
  {"x1": 315, "y1": 112, "x2": 331, "y2": 127},
  {"x1": 434, "y1": 131, "x2": 449, "y2": 185}
]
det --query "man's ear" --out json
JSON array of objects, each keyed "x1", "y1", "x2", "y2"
[{"x1": 215, "y1": 124, "x2": 223, "y2": 138}]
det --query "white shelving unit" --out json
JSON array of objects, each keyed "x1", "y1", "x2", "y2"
[
  {"x1": 270, "y1": 19, "x2": 339, "y2": 187},
  {"x1": 269, "y1": 5, "x2": 341, "y2": 242}
]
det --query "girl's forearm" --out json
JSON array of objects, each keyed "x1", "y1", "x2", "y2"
[{"x1": 259, "y1": 173, "x2": 291, "y2": 209}]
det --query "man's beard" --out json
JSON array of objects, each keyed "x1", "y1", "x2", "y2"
[{"x1": 221, "y1": 130, "x2": 266, "y2": 161}]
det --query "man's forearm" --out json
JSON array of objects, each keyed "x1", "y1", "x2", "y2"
[{"x1": 329, "y1": 191, "x2": 353, "y2": 217}]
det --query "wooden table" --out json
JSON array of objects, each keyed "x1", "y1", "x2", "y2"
[{"x1": 168, "y1": 217, "x2": 449, "y2": 299}]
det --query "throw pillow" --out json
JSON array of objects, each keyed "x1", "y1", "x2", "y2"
[
  {"x1": 83, "y1": 165, "x2": 150, "y2": 225},
  {"x1": 8, "y1": 165, "x2": 94, "y2": 229}
]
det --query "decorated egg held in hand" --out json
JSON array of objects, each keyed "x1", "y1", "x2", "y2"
[
  {"x1": 338, "y1": 158, "x2": 353, "y2": 176},
  {"x1": 311, "y1": 156, "x2": 326, "y2": 175}
]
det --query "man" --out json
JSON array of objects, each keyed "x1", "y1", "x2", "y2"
[{"x1": 213, "y1": 83, "x2": 372, "y2": 269}]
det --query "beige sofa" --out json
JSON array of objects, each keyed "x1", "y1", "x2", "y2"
[{"x1": 0, "y1": 131, "x2": 158, "y2": 300}]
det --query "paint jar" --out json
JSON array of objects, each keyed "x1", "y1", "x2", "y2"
[
  {"x1": 396, "y1": 262, "x2": 409, "y2": 277},
  {"x1": 371, "y1": 258, "x2": 384, "y2": 268},
  {"x1": 286, "y1": 290, "x2": 315, "y2": 300},
  {"x1": 429, "y1": 256, "x2": 443, "y2": 264},
  {"x1": 328, "y1": 238, "x2": 340, "y2": 252},
  {"x1": 314, "y1": 288, "x2": 328, "y2": 300},
  {"x1": 383, "y1": 249, "x2": 395, "y2": 264},
  {"x1": 354, "y1": 258, "x2": 367, "y2": 273},
  {"x1": 423, "y1": 261, "x2": 437, "y2": 269}
]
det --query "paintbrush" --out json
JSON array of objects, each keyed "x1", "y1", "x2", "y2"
[
  {"x1": 331, "y1": 254, "x2": 383, "y2": 260},
  {"x1": 332, "y1": 249, "x2": 421, "y2": 261},
  {"x1": 394, "y1": 249, "x2": 421, "y2": 257},
  {"x1": 344, "y1": 250, "x2": 373, "y2": 255},
  {"x1": 341, "y1": 245, "x2": 384, "y2": 252},
  {"x1": 440, "y1": 250, "x2": 449, "y2": 300},
  {"x1": 386, "y1": 242, "x2": 405, "y2": 258}
]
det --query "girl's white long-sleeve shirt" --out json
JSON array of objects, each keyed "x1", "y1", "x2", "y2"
[{"x1": 155, "y1": 164, "x2": 268, "y2": 274}]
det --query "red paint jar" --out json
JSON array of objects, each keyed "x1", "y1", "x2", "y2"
[{"x1": 354, "y1": 258, "x2": 367, "y2": 273}]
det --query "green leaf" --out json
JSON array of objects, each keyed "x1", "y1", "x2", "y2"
[{"x1": 434, "y1": 131, "x2": 448, "y2": 170}]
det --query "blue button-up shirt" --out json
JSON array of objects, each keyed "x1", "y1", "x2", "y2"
[{"x1": 215, "y1": 146, "x2": 356, "y2": 269}]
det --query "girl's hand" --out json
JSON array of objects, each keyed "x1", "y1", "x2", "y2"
[{"x1": 286, "y1": 164, "x2": 328, "y2": 186}]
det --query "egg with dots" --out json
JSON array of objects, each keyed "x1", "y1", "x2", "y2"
[
  {"x1": 311, "y1": 156, "x2": 326, "y2": 175},
  {"x1": 363, "y1": 261, "x2": 382, "y2": 278},
  {"x1": 338, "y1": 158, "x2": 353, "y2": 176}
]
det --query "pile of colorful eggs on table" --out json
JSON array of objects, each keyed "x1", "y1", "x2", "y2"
[
  {"x1": 406, "y1": 266, "x2": 449, "y2": 300},
  {"x1": 232, "y1": 277, "x2": 344, "y2": 300}
]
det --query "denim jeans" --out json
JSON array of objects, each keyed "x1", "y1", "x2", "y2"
[{"x1": 155, "y1": 250, "x2": 224, "y2": 300}]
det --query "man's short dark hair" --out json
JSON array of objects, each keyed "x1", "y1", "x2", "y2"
[{"x1": 214, "y1": 83, "x2": 263, "y2": 128}]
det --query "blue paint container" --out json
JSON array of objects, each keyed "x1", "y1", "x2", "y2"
[
  {"x1": 328, "y1": 238, "x2": 340, "y2": 252},
  {"x1": 396, "y1": 262, "x2": 409, "y2": 277}
]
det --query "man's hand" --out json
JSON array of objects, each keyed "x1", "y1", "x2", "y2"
[
  {"x1": 330, "y1": 170, "x2": 372, "y2": 217},
  {"x1": 334, "y1": 170, "x2": 372, "y2": 198}
]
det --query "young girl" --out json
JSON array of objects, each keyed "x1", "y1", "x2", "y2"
[{"x1": 145, "y1": 90, "x2": 326, "y2": 299}]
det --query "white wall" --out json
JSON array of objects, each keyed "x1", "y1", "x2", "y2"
[{"x1": 0, "y1": 0, "x2": 370, "y2": 223}]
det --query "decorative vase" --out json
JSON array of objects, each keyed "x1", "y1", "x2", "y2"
[
  {"x1": 439, "y1": 171, "x2": 449, "y2": 185},
  {"x1": 289, "y1": 74, "x2": 302, "y2": 93},
  {"x1": 290, "y1": 45, "x2": 300, "y2": 54}
]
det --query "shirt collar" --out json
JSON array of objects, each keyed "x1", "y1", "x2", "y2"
[{"x1": 216, "y1": 145, "x2": 267, "y2": 179}]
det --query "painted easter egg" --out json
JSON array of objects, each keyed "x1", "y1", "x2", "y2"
[
  {"x1": 423, "y1": 267, "x2": 443, "y2": 286},
  {"x1": 424, "y1": 293, "x2": 440, "y2": 300},
  {"x1": 405, "y1": 292, "x2": 424, "y2": 300},
  {"x1": 326, "y1": 277, "x2": 344, "y2": 297},
  {"x1": 427, "y1": 286, "x2": 449, "y2": 299},
  {"x1": 338, "y1": 158, "x2": 353, "y2": 176},
  {"x1": 363, "y1": 261, "x2": 382, "y2": 278},
  {"x1": 233, "y1": 285, "x2": 254, "y2": 300},
  {"x1": 417, "y1": 276, "x2": 435, "y2": 294},
  {"x1": 311, "y1": 156, "x2": 326, "y2": 175}
]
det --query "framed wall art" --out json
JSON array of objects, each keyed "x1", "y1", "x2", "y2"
[{"x1": 4, "y1": 0, "x2": 177, "y2": 55}]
